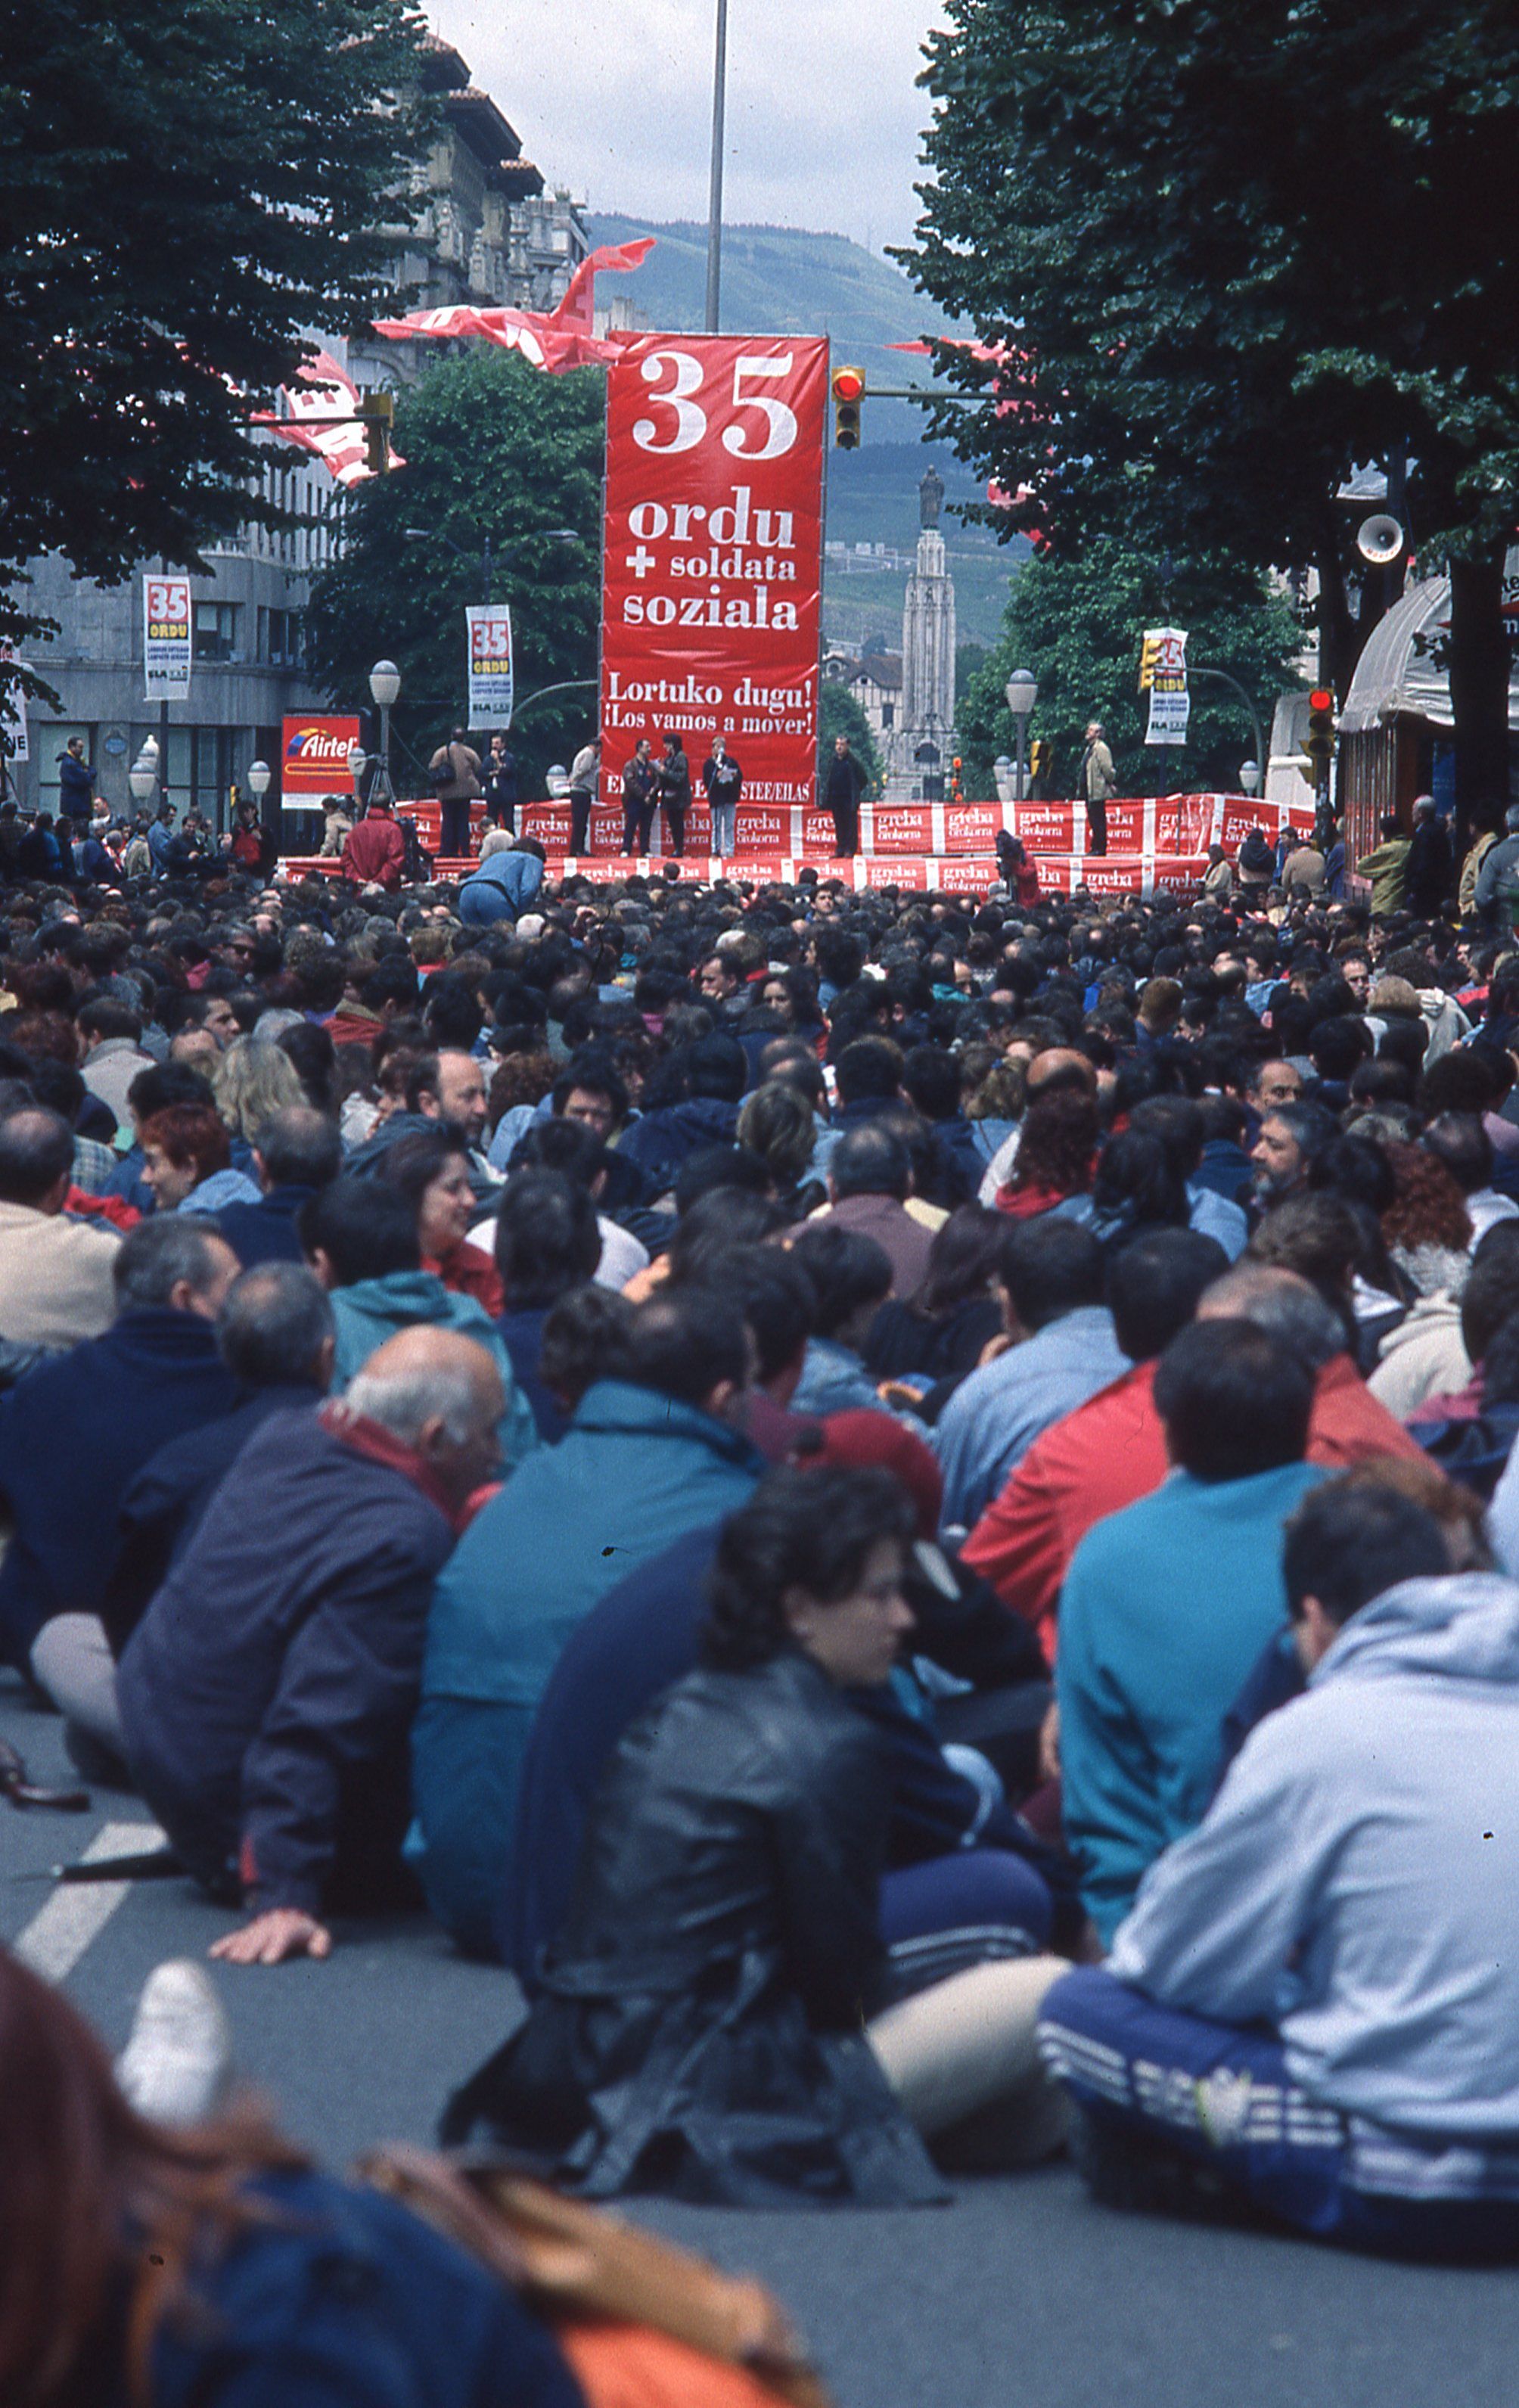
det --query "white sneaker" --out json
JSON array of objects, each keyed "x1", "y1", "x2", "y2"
[{"x1": 115, "y1": 1959, "x2": 234, "y2": 2127}]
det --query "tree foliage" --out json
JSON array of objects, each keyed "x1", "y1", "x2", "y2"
[
  {"x1": 957, "y1": 542, "x2": 1304, "y2": 797},
  {"x1": 819, "y1": 680, "x2": 885, "y2": 797},
  {"x1": 2, "y1": 0, "x2": 432, "y2": 651},
  {"x1": 304, "y1": 349, "x2": 604, "y2": 798},
  {"x1": 903, "y1": 0, "x2": 1519, "y2": 815}
]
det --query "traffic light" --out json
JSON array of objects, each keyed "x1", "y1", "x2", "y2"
[
  {"x1": 831, "y1": 365, "x2": 864, "y2": 449},
  {"x1": 1303, "y1": 687, "x2": 1337, "y2": 766},
  {"x1": 1029, "y1": 737, "x2": 1051, "y2": 792},
  {"x1": 356, "y1": 389, "x2": 395, "y2": 476}
]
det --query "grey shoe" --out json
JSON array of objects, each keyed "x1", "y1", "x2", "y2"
[{"x1": 116, "y1": 1959, "x2": 234, "y2": 2127}]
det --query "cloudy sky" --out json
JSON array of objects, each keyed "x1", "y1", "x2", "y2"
[{"x1": 426, "y1": 0, "x2": 945, "y2": 252}]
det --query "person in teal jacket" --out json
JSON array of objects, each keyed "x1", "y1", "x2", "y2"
[
  {"x1": 302, "y1": 1179, "x2": 538, "y2": 1471},
  {"x1": 1056, "y1": 1317, "x2": 1326, "y2": 1947},
  {"x1": 411, "y1": 1286, "x2": 763, "y2": 1955}
]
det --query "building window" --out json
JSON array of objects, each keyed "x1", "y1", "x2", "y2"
[
  {"x1": 194, "y1": 601, "x2": 241, "y2": 662},
  {"x1": 264, "y1": 608, "x2": 303, "y2": 668},
  {"x1": 881, "y1": 702, "x2": 895, "y2": 728}
]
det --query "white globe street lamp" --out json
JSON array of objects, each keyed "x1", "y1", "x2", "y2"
[
  {"x1": 245, "y1": 759, "x2": 272, "y2": 800},
  {"x1": 128, "y1": 747, "x2": 158, "y2": 807},
  {"x1": 368, "y1": 660, "x2": 401, "y2": 804},
  {"x1": 1238, "y1": 757, "x2": 1263, "y2": 797},
  {"x1": 1004, "y1": 670, "x2": 1038, "y2": 802}
]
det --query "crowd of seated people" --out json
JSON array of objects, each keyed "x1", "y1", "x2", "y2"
[{"x1": 3, "y1": 826, "x2": 1519, "y2": 2257}]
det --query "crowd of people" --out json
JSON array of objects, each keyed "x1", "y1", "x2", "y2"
[{"x1": 6, "y1": 790, "x2": 1519, "y2": 2382}]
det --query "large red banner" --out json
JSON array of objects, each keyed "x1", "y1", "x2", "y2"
[{"x1": 600, "y1": 334, "x2": 828, "y2": 814}]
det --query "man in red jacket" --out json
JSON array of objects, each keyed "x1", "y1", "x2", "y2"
[
  {"x1": 964, "y1": 1258, "x2": 1424, "y2": 1662},
  {"x1": 340, "y1": 797, "x2": 405, "y2": 891}
]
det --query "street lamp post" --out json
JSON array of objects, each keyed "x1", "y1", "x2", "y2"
[
  {"x1": 1238, "y1": 758, "x2": 1263, "y2": 798},
  {"x1": 706, "y1": 0, "x2": 729, "y2": 333},
  {"x1": 245, "y1": 758, "x2": 272, "y2": 836},
  {"x1": 128, "y1": 747, "x2": 158, "y2": 809},
  {"x1": 1005, "y1": 670, "x2": 1038, "y2": 803},
  {"x1": 368, "y1": 660, "x2": 400, "y2": 806}
]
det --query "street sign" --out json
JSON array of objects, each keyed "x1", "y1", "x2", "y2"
[
  {"x1": 466, "y1": 604, "x2": 514, "y2": 729},
  {"x1": 144, "y1": 576, "x2": 192, "y2": 701}
]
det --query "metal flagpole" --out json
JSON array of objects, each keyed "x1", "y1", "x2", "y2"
[{"x1": 704, "y1": 0, "x2": 728, "y2": 334}]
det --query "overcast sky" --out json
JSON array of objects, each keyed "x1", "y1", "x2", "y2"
[{"x1": 426, "y1": 0, "x2": 944, "y2": 253}]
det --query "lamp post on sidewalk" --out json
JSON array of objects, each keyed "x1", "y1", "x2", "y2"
[
  {"x1": 705, "y1": 0, "x2": 729, "y2": 332},
  {"x1": 368, "y1": 660, "x2": 400, "y2": 806},
  {"x1": 1005, "y1": 670, "x2": 1038, "y2": 802}
]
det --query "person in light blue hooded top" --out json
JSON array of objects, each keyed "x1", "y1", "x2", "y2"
[
  {"x1": 1042, "y1": 1480, "x2": 1519, "y2": 2252},
  {"x1": 300, "y1": 1177, "x2": 536, "y2": 1471},
  {"x1": 455, "y1": 833, "x2": 545, "y2": 929}
]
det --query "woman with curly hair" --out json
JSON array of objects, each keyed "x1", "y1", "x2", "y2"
[
  {"x1": 1381, "y1": 1139, "x2": 1473, "y2": 1300},
  {"x1": 446, "y1": 1465, "x2": 1068, "y2": 2202},
  {"x1": 139, "y1": 1105, "x2": 260, "y2": 1216},
  {"x1": 995, "y1": 1088, "x2": 1099, "y2": 1220},
  {"x1": 211, "y1": 1037, "x2": 306, "y2": 1162}
]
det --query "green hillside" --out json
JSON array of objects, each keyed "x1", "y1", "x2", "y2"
[{"x1": 586, "y1": 213, "x2": 1025, "y2": 645}]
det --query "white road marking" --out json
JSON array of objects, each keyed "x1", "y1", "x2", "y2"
[{"x1": 12, "y1": 1819, "x2": 166, "y2": 1982}]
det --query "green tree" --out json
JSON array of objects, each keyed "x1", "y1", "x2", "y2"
[
  {"x1": 905, "y1": 0, "x2": 1519, "y2": 825},
  {"x1": 955, "y1": 639, "x2": 989, "y2": 707},
  {"x1": 2, "y1": 0, "x2": 431, "y2": 676},
  {"x1": 819, "y1": 680, "x2": 885, "y2": 797},
  {"x1": 305, "y1": 349, "x2": 604, "y2": 797},
  {"x1": 956, "y1": 540, "x2": 1303, "y2": 798}
]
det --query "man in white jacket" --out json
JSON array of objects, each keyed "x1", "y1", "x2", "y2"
[{"x1": 1039, "y1": 1477, "x2": 1519, "y2": 2256}]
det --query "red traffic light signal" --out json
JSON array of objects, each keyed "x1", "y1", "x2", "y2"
[
  {"x1": 1304, "y1": 688, "x2": 1337, "y2": 766},
  {"x1": 831, "y1": 365, "x2": 864, "y2": 449}
]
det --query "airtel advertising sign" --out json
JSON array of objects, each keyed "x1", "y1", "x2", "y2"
[{"x1": 281, "y1": 716, "x2": 362, "y2": 797}]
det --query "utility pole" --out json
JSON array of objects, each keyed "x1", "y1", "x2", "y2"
[{"x1": 704, "y1": 0, "x2": 728, "y2": 334}]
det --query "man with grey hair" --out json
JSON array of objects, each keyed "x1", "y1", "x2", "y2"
[
  {"x1": 215, "y1": 1105, "x2": 343, "y2": 1268},
  {"x1": 117, "y1": 1325, "x2": 505, "y2": 1967},
  {"x1": 1474, "y1": 801, "x2": 1519, "y2": 927},
  {"x1": 1404, "y1": 791, "x2": 1452, "y2": 918},
  {"x1": 0, "y1": 1216, "x2": 241, "y2": 1673},
  {"x1": 1197, "y1": 1262, "x2": 1423, "y2": 1467}
]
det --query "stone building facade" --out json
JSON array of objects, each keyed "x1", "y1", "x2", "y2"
[
  {"x1": 8, "y1": 37, "x2": 587, "y2": 828},
  {"x1": 886, "y1": 470, "x2": 958, "y2": 800}
]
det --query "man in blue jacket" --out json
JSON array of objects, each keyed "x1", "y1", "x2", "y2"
[
  {"x1": 1039, "y1": 1480, "x2": 1519, "y2": 2254},
  {"x1": 0, "y1": 1216, "x2": 241, "y2": 1671},
  {"x1": 119, "y1": 1325, "x2": 505, "y2": 1968},
  {"x1": 215, "y1": 1105, "x2": 342, "y2": 1267},
  {"x1": 456, "y1": 834, "x2": 546, "y2": 929},
  {"x1": 1056, "y1": 1317, "x2": 1325, "y2": 1946},
  {"x1": 411, "y1": 1284, "x2": 764, "y2": 1954}
]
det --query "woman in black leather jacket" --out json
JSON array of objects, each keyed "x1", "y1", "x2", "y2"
[{"x1": 444, "y1": 1466, "x2": 950, "y2": 2206}]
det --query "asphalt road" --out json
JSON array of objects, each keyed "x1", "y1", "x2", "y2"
[{"x1": 5, "y1": 1668, "x2": 1519, "y2": 2407}]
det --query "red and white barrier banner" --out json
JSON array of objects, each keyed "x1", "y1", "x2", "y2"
[
  {"x1": 600, "y1": 333, "x2": 828, "y2": 813},
  {"x1": 283, "y1": 847, "x2": 1214, "y2": 898}
]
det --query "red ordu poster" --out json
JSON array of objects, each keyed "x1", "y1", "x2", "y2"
[{"x1": 599, "y1": 334, "x2": 828, "y2": 810}]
